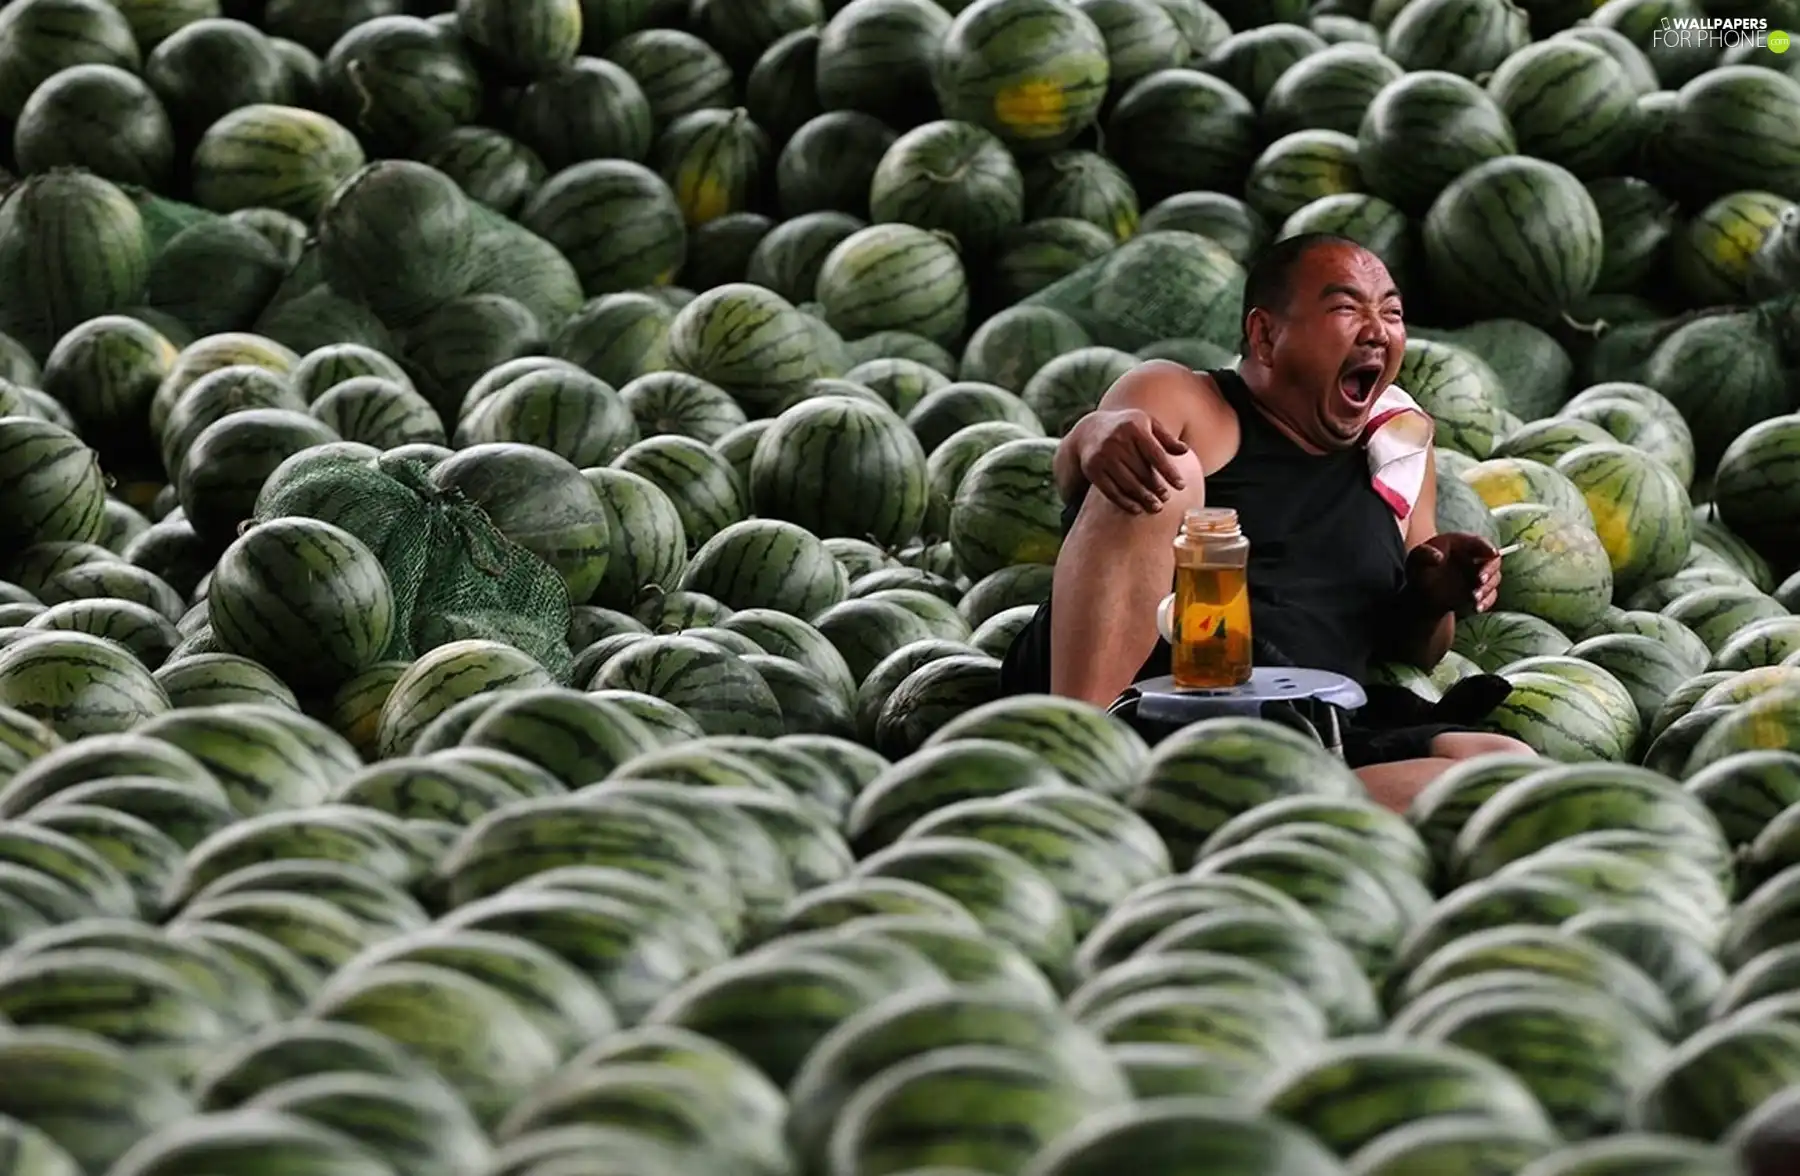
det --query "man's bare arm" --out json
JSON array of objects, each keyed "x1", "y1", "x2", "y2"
[
  {"x1": 1052, "y1": 362, "x2": 1229, "y2": 508},
  {"x1": 1384, "y1": 446, "x2": 1456, "y2": 669}
]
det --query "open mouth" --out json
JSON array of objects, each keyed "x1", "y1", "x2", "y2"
[{"x1": 1339, "y1": 361, "x2": 1383, "y2": 406}]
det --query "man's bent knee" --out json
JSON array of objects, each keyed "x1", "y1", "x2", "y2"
[
  {"x1": 1430, "y1": 731, "x2": 1534, "y2": 760},
  {"x1": 1075, "y1": 449, "x2": 1208, "y2": 530}
]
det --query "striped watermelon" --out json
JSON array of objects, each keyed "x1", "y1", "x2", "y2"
[
  {"x1": 613, "y1": 433, "x2": 746, "y2": 551},
  {"x1": 618, "y1": 371, "x2": 747, "y2": 444},
  {"x1": 1584, "y1": 176, "x2": 1679, "y2": 295},
  {"x1": 377, "y1": 639, "x2": 556, "y2": 757},
  {"x1": 1030, "y1": 1100, "x2": 1349, "y2": 1174},
  {"x1": 1659, "y1": 65, "x2": 1800, "y2": 205},
  {"x1": 318, "y1": 15, "x2": 484, "y2": 158},
  {"x1": 1200, "y1": 24, "x2": 1328, "y2": 109},
  {"x1": 1558, "y1": 383, "x2": 1696, "y2": 490},
  {"x1": 589, "y1": 633, "x2": 784, "y2": 737},
  {"x1": 0, "y1": 630, "x2": 171, "y2": 739},
  {"x1": 1485, "y1": 37, "x2": 1642, "y2": 178},
  {"x1": 1485, "y1": 669, "x2": 1630, "y2": 761},
  {"x1": 815, "y1": 0, "x2": 954, "y2": 127},
  {"x1": 749, "y1": 395, "x2": 929, "y2": 549},
  {"x1": 1021, "y1": 345, "x2": 1136, "y2": 437},
  {"x1": 947, "y1": 436, "x2": 1064, "y2": 580},
  {"x1": 1711, "y1": 414, "x2": 1800, "y2": 571},
  {"x1": 208, "y1": 518, "x2": 397, "y2": 692},
  {"x1": 746, "y1": 210, "x2": 868, "y2": 304},
  {"x1": 664, "y1": 282, "x2": 838, "y2": 412},
  {"x1": 679, "y1": 519, "x2": 850, "y2": 617},
  {"x1": 0, "y1": 172, "x2": 151, "y2": 361},
  {"x1": 307, "y1": 378, "x2": 441, "y2": 452},
  {"x1": 520, "y1": 159, "x2": 687, "y2": 295},
  {"x1": 651, "y1": 106, "x2": 773, "y2": 228},
  {"x1": 0, "y1": 417, "x2": 109, "y2": 551},
  {"x1": 190, "y1": 104, "x2": 367, "y2": 222},
  {"x1": 1260, "y1": 1039, "x2": 1555, "y2": 1157},
  {"x1": 1492, "y1": 502, "x2": 1615, "y2": 633},
  {"x1": 1461, "y1": 456, "x2": 1594, "y2": 528},
  {"x1": 1261, "y1": 42, "x2": 1405, "y2": 138},
  {"x1": 1646, "y1": 309, "x2": 1790, "y2": 476},
  {"x1": 1103, "y1": 68, "x2": 1258, "y2": 203},
  {"x1": 1022, "y1": 149, "x2": 1139, "y2": 241},
  {"x1": 604, "y1": 27, "x2": 735, "y2": 124},
  {"x1": 1243, "y1": 129, "x2": 1362, "y2": 224},
  {"x1": 1669, "y1": 190, "x2": 1794, "y2": 305},
  {"x1": 1552, "y1": 442, "x2": 1694, "y2": 595},
  {"x1": 455, "y1": 0, "x2": 581, "y2": 78},
  {"x1": 815, "y1": 223, "x2": 971, "y2": 349},
  {"x1": 318, "y1": 160, "x2": 481, "y2": 329},
  {"x1": 422, "y1": 125, "x2": 549, "y2": 216},
  {"x1": 13, "y1": 62, "x2": 173, "y2": 190},
  {"x1": 1356, "y1": 70, "x2": 1516, "y2": 215},
  {"x1": 1137, "y1": 190, "x2": 1266, "y2": 262},
  {"x1": 776, "y1": 111, "x2": 895, "y2": 219},
  {"x1": 1278, "y1": 192, "x2": 1411, "y2": 281},
  {"x1": 870, "y1": 119, "x2": 1026, "y2": 253},
  {"x1": 933, "y1": 0, "x2": 1111, "y2": 153},
  {"x1": 958, "y1": 305, "x2": 1090, "y2": 392},
  {"x1": 1397, "y1": 339, "x2": 1507, "y2": 459},
  {"x1": 1424, "y1": 155, "x2": 1603, "y2": 325},
  {"x1": 1384, "y1": 0, "x2": 1530, "y2": 76},
  {"x1": 0, "y1": 0, "x2": 141, "y2": 122}
]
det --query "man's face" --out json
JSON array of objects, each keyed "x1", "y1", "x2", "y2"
[{"x1": 1253, "y1": 244, "x2": 1406, "y2": 448}]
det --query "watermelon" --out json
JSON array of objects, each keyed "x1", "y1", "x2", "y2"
[
  {"x1": 815, "y1": 0, "x2": 954, "y2": 128},
  {"x1": 319, "y1": 15, "x2": 484, "y2": 158},
  {"x1": 1104, "y1": 68, "x2": 1258, "y2": 202},
  {"x1": 1553, "y1": 442, "x2": 1694, "y2": 594},
  {"x1": 1424, "y1": 155, "x2": 1604, "y2": 326},
  {"x1": 1357, "y1": 70, "x2": 1516, "y2": 216},
  {"x1": 870, "y1": 119, "x2": 1026, "y2": 253},
  {"x1": 749, "y1": 396, "x2": 929, "y2": 549},
  {"x1": 934, "y1": 0, "x2": 1111, "y2": 153},
  {"x1": 190, "y1": 104, "x2": 367, "y2": 222},
  {"x1": 815, "y1": 223, "x2": 971, "y2": 349}
]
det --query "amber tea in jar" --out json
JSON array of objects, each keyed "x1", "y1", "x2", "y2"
[{"x1": 1170, "y1": 506, "x2": 1252, "y2": 688}]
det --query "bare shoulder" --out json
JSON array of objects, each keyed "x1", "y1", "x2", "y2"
[{"x1": 1097, "y1": 360, "x2": 1231, "y2": 425}]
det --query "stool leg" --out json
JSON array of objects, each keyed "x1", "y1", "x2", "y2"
[
  {"x1": 1261, "y1": 702, "x2": 1324, "y2": 748},
  {"x1": 1314, "y1": 706, "x2": 1346, "y2": 761}
]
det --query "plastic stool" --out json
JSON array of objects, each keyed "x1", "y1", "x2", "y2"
[{"x1": 1108, "y1": 667, "x2": 1368, "y2": 758}]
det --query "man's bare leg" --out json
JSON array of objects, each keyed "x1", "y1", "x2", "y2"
[
  {"x1": 1356, "y1": 759, "x2": 1455, "y2": 812},
  {"x1": 1049, "y1": 451, "x2": 1207, "y2": 707},
  {"x1": 1356, "y1": 732, "x2": 1536, "y2": 812}
]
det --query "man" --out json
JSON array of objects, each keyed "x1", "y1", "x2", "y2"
[{"x1": 1000, "y1": 232, "x2": 1532, "y2": 809}]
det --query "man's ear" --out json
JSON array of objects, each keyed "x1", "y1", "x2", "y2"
[{"x1": 1244, "y1": 309, "x2": 1278, "y2": 367}]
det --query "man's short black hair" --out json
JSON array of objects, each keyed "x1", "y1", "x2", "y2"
[{"x1": 1239, "y1": 232, "x2": 1364, "y2": 349}]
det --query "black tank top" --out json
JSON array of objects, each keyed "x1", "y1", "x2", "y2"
[{"x1": 999, "y1": 368, "x2": 1409, "y2": 693}]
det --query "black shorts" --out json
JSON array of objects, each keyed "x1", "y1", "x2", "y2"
[{"x1": 1341, "y1": 721, "x2": 1466, "y2": 768}]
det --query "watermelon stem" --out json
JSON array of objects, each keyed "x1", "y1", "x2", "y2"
[
  {"x1": 1559, "y1": 311, "x2": 1604, "y2": 336},
  {"x1": 344, "y1": 61, "x2": 379, "y2": 132}
]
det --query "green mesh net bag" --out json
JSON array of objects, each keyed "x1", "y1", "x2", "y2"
[
  {"x1": 253, "y1": 453, "x2": 574, "y2": 682},
  {"x1": 1022, "y1": 229, "x2": 1249, "y2": 355}
]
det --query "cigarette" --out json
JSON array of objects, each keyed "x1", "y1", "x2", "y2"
[{"x1": 1496, "y1": 542, "x2": 1524, "y2": 557}]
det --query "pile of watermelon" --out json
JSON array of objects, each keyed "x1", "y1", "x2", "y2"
[{"x1": 1, "y1": 0, "x2": 1799, "y2": 1170}]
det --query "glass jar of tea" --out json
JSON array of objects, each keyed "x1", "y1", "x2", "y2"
[{"x1": 1170, "y1": 506, "x2": 1252, "y2": 688}]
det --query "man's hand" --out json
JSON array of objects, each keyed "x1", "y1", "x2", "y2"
[
  {"x1": 1077, "y1": 409, "x2": 1190, "y2": 514},
  {"x1": 1406, "y1": 532, "x2": 1501, "y2": 617}
]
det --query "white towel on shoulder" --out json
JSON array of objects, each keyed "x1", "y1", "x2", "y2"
[{"x1": 1362, "y1": 384, "x2": 1435, "y2": 522}]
